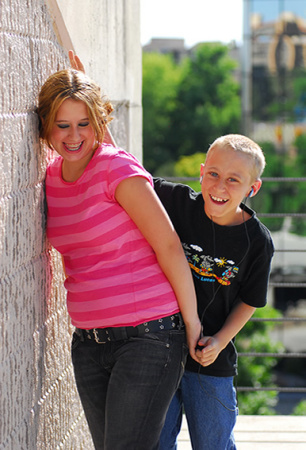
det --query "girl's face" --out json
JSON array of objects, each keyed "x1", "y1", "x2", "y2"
[
  {"x1": 50, "y1": 99, "x2": 97, "y2": 169},
  {"x1": 200, "y1": 145, "x2": 260, "y2": 226}
]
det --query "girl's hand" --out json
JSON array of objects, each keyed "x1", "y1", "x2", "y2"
[
  {"x1": 185, "y1": 320, "x2": 203, "y2": 365},
  {"x1": 68, "y1": 50, "x2": 85, "y2": 72}
]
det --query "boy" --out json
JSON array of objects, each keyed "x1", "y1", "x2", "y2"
[{"x1": 156, "y1": 134, "x2": 274, "y2": 450}]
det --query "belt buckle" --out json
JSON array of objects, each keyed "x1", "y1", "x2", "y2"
[{"x1": 92, "y1": 328, "x2": 107, "y2": 344}]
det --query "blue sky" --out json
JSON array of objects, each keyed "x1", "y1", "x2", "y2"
[{"x1": 252, "y1": 0, "x2": 306, "y2": 22}]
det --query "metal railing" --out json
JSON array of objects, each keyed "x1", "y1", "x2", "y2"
[{"x1": 166, "y1": 176, "x2": 306, "y2": 402}]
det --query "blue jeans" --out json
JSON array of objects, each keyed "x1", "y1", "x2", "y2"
[
  {"x1": 159, "y1": 371, "x2": 238, "y2": 450},
  {"x1": 71, "y1": 329, "x2": 188, "y2": 450}
]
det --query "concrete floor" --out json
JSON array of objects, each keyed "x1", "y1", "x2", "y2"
[{"x1": 178, "y1": 414, "x2": 306, "y2": 449}]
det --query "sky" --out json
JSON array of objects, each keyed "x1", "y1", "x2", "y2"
[{"x1": 140, "y1": 0, "x2": 244, "y2": 48}]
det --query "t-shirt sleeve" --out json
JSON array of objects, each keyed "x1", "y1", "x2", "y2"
[
  {"x1": 153, "y1": 177, "x2": 175, "y2": 211},
  {"x1": 107, "y1": 149, "x2": 153, "y2": 200},
  {"x1": 239, "y1": 232, "x2": 274, "y2": 308}
]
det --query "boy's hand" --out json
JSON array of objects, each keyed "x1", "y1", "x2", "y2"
[{"x1": 195, "y1": 335, "x2": 223, "y2": 367}]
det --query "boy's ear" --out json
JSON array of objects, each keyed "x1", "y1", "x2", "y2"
[
  {"x1": 247, "y1": 179, "x2": 262, "y2": 198},
  {"x1": 200, "y1": 163, "x2": 205, "y2": 177}
]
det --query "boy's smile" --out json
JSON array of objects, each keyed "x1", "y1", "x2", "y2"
[{"x1": 200, "y1": 145, "x2": 260, "y2": 226}]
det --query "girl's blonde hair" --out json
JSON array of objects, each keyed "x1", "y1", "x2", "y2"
[
  {"x1": 207, "y1": 134, "x2": 266, "y2": 180},
  {"x1": 37, "y1": 69, "x2": 113, "y2": 147}
]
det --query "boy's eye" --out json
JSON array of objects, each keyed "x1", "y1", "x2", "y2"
[
  {"x1": 209, "y1": 172, "x2": 218, "y2": 178},
  {"x1": 228, "y1": 178, "x2": 238, "y2": 183}
]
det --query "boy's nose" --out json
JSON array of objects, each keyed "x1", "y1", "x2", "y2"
[{"x1": 215, "y1": 179, "x2": 226, "y2": 191}]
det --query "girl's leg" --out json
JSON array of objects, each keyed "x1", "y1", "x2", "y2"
[
  {"x1": 71, "y1": 333, "x2": 110, "y2": 450},
  {"x1": 105, "y1": 330, "x2": 187, "y2": 450}
]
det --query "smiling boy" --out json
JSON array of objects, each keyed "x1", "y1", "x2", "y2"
[{"x1": 156, "y1": 134, "x2": 274, "y2": 450}]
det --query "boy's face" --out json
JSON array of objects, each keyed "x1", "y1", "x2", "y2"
[{"x1": 200, "y1": 145, "x2": 261, "y2": 226}]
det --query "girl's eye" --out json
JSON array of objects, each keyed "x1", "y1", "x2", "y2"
[{"x1": 56, "y1": 122, "x2": 89, "y2": 129}]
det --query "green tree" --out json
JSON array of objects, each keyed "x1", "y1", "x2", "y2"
[
  {"x1": 235, "y1": 305, "x2": 285, "y2": 415},
  {"x1": 142, "y1": 53, "x2": 182, "y2": 173},
  {"x1": 292, "y1": 400, "x2": 306, "y2": 415},
  {"x1": 173, "y1": 152, "x2": 205, "y2": 190},
  {"x1": 168, "y1": 43, "x2": 241, "y2": 159},
  {"x1": 250, "y1": 138, "x2": 306, "y2": 235}
]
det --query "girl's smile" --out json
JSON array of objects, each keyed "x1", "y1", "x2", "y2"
[{"x1": 50, "y1": 98, "x2": 97, "y2": 181}]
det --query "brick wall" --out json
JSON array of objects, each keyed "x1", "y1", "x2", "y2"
[{"x1": 0, "y1": 0, "x2": 141, "y2": 448}]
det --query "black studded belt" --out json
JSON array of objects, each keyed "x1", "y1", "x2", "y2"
[{"x1": 75, "y1": 313, "x2": 184, "y2": 344}]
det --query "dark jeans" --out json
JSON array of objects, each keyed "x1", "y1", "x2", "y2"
[{"x1": 71, "y1": 329, "x2": 188, "y2": 450}]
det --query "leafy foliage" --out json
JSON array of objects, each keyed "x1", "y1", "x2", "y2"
[
  {"x1": 235, "y1": 305, "x2": 285, "y2": 415},
  {"x1": 142, "y1": 43, "x2": 241, "y2": 174},
  {"x1": 168, "y1": 43, "x2": 241, "y2": 159},
  {"x1": 142, "y1": 52, "x2": 182, "y2": 173},
  {"x1": 292, "y1": 400, "x2": 306, "y2": 415},
  {"x1": 249, "y1": 137, "x2": 306, "y2": 235},
  {"x1": 253, "y1": 68, "x2": 306, "y2": 122},
  {"x1": 172, "y1": 152, "x2": 205, "y2": 191}
]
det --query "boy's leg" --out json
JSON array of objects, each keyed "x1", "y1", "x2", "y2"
[
  {"x1": 159, "y1": 384, "x2": 183, "y2": 450},
  {"x1": 182, "y1": 371, "x2": 238, "y2": 450}
]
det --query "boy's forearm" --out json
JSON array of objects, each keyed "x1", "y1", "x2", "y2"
[{"x1": 214, "y1": 302, "x2": 256, "y2": 351}]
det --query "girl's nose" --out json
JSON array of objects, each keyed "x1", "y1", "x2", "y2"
[{"x1": 70, "y1": 126, "x2": 81, "y2": 140}]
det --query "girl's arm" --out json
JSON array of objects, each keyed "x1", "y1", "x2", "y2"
[{"x1": 115, "y1": 176, "x2": 202, "y2": 362}]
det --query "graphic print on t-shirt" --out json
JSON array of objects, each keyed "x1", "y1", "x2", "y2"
[{"x1": 182, "y1": 243, "x2": 239, "y2": 286}]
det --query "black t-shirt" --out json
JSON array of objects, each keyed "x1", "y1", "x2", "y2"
[{"x1": 154, "y1": 178, "x2": 274, "y2": 376}]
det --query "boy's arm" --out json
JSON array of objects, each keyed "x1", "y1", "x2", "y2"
[{"x1": 196, "y1": 301, "x2": 256, "y2": 367}]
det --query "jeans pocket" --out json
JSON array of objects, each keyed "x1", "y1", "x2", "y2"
[{"x1": 130, "y1": 331, "x2": 171, "y2": 347}]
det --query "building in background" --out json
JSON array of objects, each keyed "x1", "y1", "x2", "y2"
[
  {"x1": 142, "y1": 38, "x2": 187, "y2": 62},
  {"x1": 243, "y1": 0, "x2": 306, "y2": 142}
]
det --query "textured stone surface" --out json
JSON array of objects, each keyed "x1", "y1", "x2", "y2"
[{"x1": 0, "y1": 0, "x2": 141, "y2": 448}]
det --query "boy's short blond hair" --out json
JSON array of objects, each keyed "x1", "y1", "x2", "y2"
[{"x1": 207, "y1": 134, "x2": 266, "y2": 180}]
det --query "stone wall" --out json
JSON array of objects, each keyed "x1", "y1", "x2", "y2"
[{"x1": 0, "y1": 0, "x2": 141, "y2": 448}]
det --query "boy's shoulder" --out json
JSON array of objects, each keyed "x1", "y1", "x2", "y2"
[
  {"x1": 153, "y1": 178, "x2": 204, "y2": 226},
  {"x1": 241, "y1": 204, "x2": 274, "y2": 252},
  {"x1": 153, "y1": 177, "x2": 200, "y2": 201}
]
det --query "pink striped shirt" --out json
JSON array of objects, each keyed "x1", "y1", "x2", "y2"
[{"x1": 46, "y1": 144, "x2": 179, "y2": 328}]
